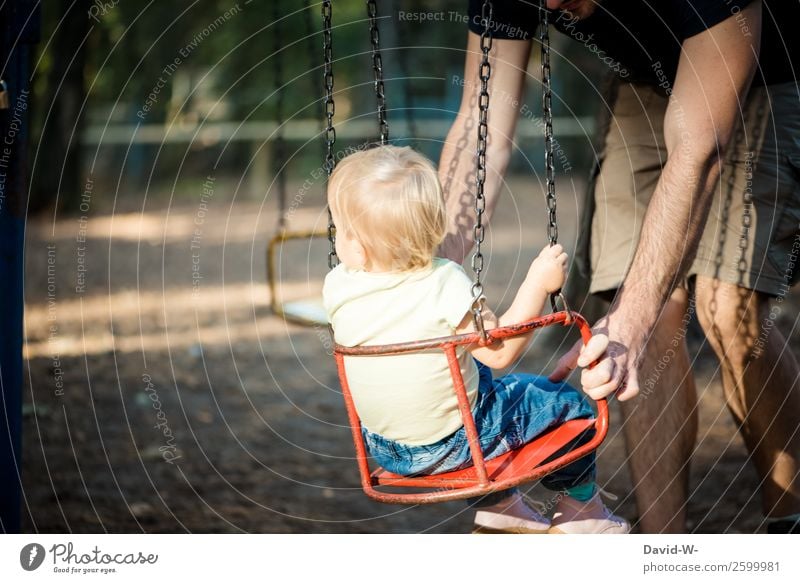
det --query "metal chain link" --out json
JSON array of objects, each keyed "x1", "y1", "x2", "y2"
[
  {"x1": 540, "y1": 1, "x2": 557, "y2": 247},
  {"x1": 471, "y1": 0, "x2": 493, "y2": 319},
  {"x1": 367, "y1": 0, "x2": 389, "y2": 144},
  {"x1": 736, "y1": 93, "x2": 767, "y2": 283},
  {"x1": 707, "y1": 91, "x2": 766, "y2": 328},
  {"x1": 272, "y1": 0, "x2": 288, "y2": 230},
  {"x1": 322, "y1": 0, "x2": 338, "y2": 268},
  {"x1": 539, "y1": 1, "x2": 563, "y2": 313}
]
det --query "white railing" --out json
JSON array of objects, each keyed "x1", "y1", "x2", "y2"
[{"x1": 83, "y1": 117, "x2": 595, "y2": 145}]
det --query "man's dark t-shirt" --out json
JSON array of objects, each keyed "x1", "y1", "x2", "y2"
[{"x1": 467, "y1": 0, "x2": 798, "y2": 87}]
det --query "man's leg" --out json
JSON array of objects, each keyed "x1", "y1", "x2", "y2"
[
  {"x1": 695, "y1": 276, "x2": 800, "y2": 519},
  {"x1": 585, "y1": 82, "x2": 696, "y2": 532},
  {"x1": 618, "y1": 287, "x2": 698, "y2": 533}
]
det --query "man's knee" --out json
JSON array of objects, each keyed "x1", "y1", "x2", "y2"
[
  {"x1": 694, "y1": 275, "x2": 764, "y2": 364},
  {"x1": 659, "y1": 287, "x2": 691, "y2": 332}
]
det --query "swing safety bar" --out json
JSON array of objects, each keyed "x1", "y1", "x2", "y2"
[{"x1": 333, "y1": 310, "x2": 609, "y2": 504}]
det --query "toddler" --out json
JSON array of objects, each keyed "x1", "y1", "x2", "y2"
[{"x1": 323, "y1": 145, "x2": 628, "y2": 534}]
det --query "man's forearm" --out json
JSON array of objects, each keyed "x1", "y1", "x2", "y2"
[
  {"x1": 439, "y1": 113, "x2": 510, "y2": 264},
  {"x1": 438, "y1": 33, "x2": 531, "y2": 264},
  {"x1": 551, "y1": 1, "x2": 760, "y2": 401},
  {"x1": 611, "y1": 150, "x2": 722, "y2": 339},
  {"x1": 610, "y1": 0, "x2": 760, "y2": 352}
]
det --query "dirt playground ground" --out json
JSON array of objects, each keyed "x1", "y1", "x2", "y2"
[{"x1": 20, "y1": 176, "x2": 800, "y2": 533}]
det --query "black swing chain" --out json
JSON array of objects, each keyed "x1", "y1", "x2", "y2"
[
  {"x1": 367, "y1": 0, "x2": 389, "y2": 144},
  {"x1": 539, "y1": 1, "x2": 564, "y2": 314},
  {"x1": 272, "y1": 0, "x2": 288, "y2": 231},
  {"x1": 737, "y1": 94, "x2": 767, "y2": 284},
  {"x1": 540, "y1": 3, "x2": 557, "y2": 247},
  {"x1": 471, "y1": 0, "x2": 493, "y2": 340},
  {"x1": 322, "y1": 0, "x2": 338, "y2": 269}
]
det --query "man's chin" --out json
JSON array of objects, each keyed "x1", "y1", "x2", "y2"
[{"x1": 559, "y1": 0, "x2": 599, "y2": 20}]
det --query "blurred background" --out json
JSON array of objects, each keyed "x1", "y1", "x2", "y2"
[
  {"x1": 28, "y1": 0, "x2": 605, "y2": 213},
  {"x1": 6, "y1": 0, "x2": 797, "y2": 533}
]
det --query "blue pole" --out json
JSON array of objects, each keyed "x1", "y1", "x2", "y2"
[{"x1": 0, "y1": 0, "x2": 40, "y2": 534}]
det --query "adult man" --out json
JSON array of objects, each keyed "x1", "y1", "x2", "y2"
[{"x1": 439, "y1": 0, "x2": 800, "y2": 532}]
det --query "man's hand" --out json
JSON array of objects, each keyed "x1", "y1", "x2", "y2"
[
  {"x1": 528, "y1": 244, "x2": 568, "y2": 294},
  {"x1": 549, "y1": 316, "x2": 642, "y2": 402}
]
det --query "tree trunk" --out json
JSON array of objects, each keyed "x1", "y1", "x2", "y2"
[{"x1": 29, "y1": 0, "x2": 90, "y2": 214}]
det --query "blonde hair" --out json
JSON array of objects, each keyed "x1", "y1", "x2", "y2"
[{"x1": 328, "y1": 145, "x2": 446, "y2": 271}]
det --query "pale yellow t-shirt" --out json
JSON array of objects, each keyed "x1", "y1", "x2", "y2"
[{"x1": 323, "y1": 258, "x2": 480, "y2": 446}]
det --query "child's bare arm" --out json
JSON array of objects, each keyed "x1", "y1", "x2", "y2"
[{"x1": 455, "y1": 244, "x2": 568, "y2": 369}]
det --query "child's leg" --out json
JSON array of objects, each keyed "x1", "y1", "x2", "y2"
[
  {"x1": 361, "y1": 425, "x2": 461, "y2": 476},
  {"x1": 540, "y1": 431, "x2": 629, "y2": 534},
  {"x1": 471, "y1": 488, "x2": 551, "y2": 534},
  {"x1": 548, "y1": 492, "x2": 630, "y2": 534},
  {"x1": 431, "y1": 365, "x2": 595, "y2": 471},
  {"x1": 472, "y1": 372, "x2": 596, "y2": 461},
  {"x1": 540, "y1": 429, "x2": 598, "y2": 501},
  {"x1": 464, "y1": 372, "x2": 597, "y2": 533}
]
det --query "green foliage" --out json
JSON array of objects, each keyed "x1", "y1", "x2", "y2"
[
  {"x1": 39, "y1": 0, "x2": 607, "y2": 128},
  {"x1": 35, "y1": 0, "x2": 478, "y2": 125},
  {"x1": 31, "y1": 0, "x2": 608, "y2": 205}
]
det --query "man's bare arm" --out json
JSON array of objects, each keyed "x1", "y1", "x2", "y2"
[
  {"x1": 438, "y1": 32, "x2": 531, "y2": 264},
  {"x1": 553, "y1": 1, "x2": 762, "y2": 400}
]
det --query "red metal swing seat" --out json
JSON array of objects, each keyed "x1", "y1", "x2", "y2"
[{"x1": 333, "y1": 310, "x2": 608, "y2": 504}]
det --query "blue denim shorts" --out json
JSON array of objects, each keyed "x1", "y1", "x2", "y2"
[{"x1": 362, "y1": 361, "x2": 596, "y2": 492}]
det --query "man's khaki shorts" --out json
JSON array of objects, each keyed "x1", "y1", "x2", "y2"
[{"x1": 588, "y1": 81, "x2": 800, "y2": 297}]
